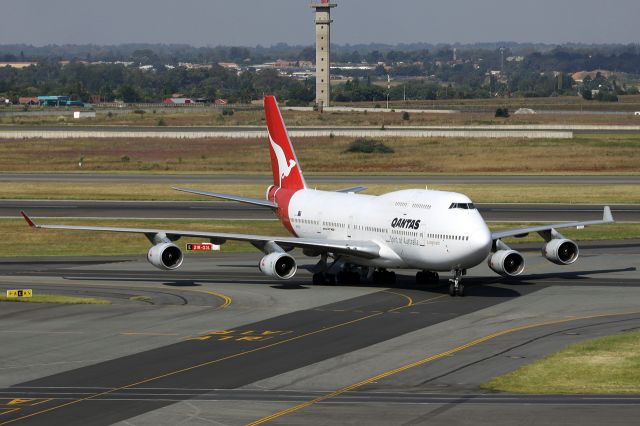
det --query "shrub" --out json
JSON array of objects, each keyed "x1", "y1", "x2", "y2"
[
  {"x1": 133, "y1": 109, "x2": 145, "y2": 115},
  {"x1": 495, "y1": 107, "x2": 510, "y2": 118},
  {"x1": 121, "y1": 155, "x2": 130, "y2": 163},
  {"x1": 157, "y1": 117, "x2": 166, "y2": 126},
  {"x1": 595, "y1": 92, "x2": 619, "y2": 102},
  {"x1": 345, "y1": 138, "x2": 394, "y2": 154},
  {"x1": 222, "y1": 108, "x2": 234, "y2": 116},
  {"x1": 286, "y1": 98, "x2": 310, "y2": 107},
  {"x1": 402, "y1": 111, "x2": 410, "y2": 121}
]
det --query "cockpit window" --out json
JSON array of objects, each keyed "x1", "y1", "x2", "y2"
[{"x1": 449, "y1": 202, "x2": 476, "y2": 210}]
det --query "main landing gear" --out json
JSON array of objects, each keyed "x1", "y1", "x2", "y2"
[
  {"x1": 448, "y1": 269, "x2": 466, "y2": 297},
  {"x1": 372, "y1": 269, "x2": 396, "y2": 286},
  {"x1": 416, "y1": 270, "x2": 439, "y2": 286},
  {"x1": 312, "y1": 254, "x2": 362, "y2": 285}
]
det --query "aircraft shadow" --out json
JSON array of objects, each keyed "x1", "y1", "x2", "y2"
[{"x1": 511, "y1": 266, "x2": 637, "y2": 282}]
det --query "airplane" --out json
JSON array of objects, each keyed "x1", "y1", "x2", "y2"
[{"x1": 21, "y1": 96, "x2": 615, "y2": 297}]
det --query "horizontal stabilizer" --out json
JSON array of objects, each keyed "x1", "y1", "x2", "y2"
[
  {"x1": 172, "y1": 187, "x2": 277, "y2": 208},
  {"x1": 335, "y1": 186, "x2": 367, "y2": 194}
]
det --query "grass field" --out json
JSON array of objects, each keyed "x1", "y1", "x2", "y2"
[
  {"x1": 1, "y1": 219, "x2": 288, "y2": 256},
  {"x1": 482, "y1": 331, "x2": 640, "y2": 394},
  {"x1": 0, "y1": 294, "x2": 111, "y2": 304},
  {"x1": 3, "y1": 95, "x2": 640, "y2": 127},
  {"x1": 3, "y1": 109, "x2": 640, "y2": 127},
  {"x1": 1, "y1": 218, "x2": 636, "y2": 257},
  {"x1": 2, "y1": 182, "x2": 638, "y2": 203},
  {"x1": 0, "y1": 134, "x2": 639, "y2": 174}
]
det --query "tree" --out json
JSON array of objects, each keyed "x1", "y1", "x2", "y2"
[{"x1": 117, "y1": 84, "x2": 141, "y2": 103}]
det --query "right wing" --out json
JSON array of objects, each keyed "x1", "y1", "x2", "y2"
[
  {"x1": 491, "y1": 206, "x2": 614, "y2": 240},
  {"x1": 21, "y1": 212, "x2": 380, "y2": 259}
]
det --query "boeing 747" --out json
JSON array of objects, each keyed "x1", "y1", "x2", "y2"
[{"x1": 21, "y1": 96, "x2": 614, "y2": 296}]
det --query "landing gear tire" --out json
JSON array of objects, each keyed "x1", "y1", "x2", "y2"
[
  {"x1": 417, "y1": 271, "x2": 440, "y2": 286},
  {"x1": 373, "y1": 270, "x2": 396, "y2": 286},
  {"x1": 326, "y1": 274, "x2": 336, "y2": 286},
  {"x1": 337, "y1": 271, "x2": 361, "y2": 286},
  {"x1": 312, "y1": 272, "x2": 326, "y2": 286},
  {"x1": 448, "y1": 283, "x2": 456, "y2": 297},
  {"x1": 457, "y1": 283, "x2": 465, "y2": 297}
]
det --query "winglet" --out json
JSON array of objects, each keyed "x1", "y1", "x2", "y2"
[
  {"x1": 603, "y1": 206, "x2": 614, "y2": 223},
  {"x1": 20, "y1": 211, "x2": 36, "y2": 228}
]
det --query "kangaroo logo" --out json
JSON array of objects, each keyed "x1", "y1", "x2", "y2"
[{"x1": 269, "y1": 135, "x2": 296, "y2": 186}]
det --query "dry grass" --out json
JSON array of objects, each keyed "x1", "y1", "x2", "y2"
[
  {"x1": 482, "y1": 331, "x2": 640, "y2": 394},
  {"x1": 3, "y1": 96, "x2": 640, "y2": 127},
  {"x1": 0, "y1": 294, "x2": 111, "y2": 304},
  {"x1": 0, "y1": 219, "x2": 287, "y2": 256},
  {"x1": 0, "y1": 134, "x2": 639, "y2": 174},
  {"x1": 1, "y1": 182, "x2": 638, "y2": 204}
]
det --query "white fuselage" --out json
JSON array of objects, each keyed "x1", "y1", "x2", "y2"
[{"x1": 287, "y1": 188, "x2": 493, "y2": 271}]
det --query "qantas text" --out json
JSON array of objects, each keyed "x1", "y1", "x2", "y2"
[{"x1": 391, "y1": 218, "x2": 421, "y2": 230}]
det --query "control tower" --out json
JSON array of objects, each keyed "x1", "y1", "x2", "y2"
[{"x1": 310, "y1": 1, "x2": 336, "y2": 108}]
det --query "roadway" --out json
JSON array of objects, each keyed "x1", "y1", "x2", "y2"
[
  {"x1": 0, "y1": 240, "x2": 639, "y2": 425},
  {"x1": 4, "y1": 200, "x2": 638, "y2": 222}
]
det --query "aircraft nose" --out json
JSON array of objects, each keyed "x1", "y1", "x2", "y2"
[{"x1": 469, "y1": 221, "x2": 492, "y2": 258}]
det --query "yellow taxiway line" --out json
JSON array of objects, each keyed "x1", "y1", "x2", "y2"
[{"x1": 245, "y1": 310, "x2": 640, "y2": 425}]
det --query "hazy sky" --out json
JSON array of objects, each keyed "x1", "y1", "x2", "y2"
[{"x1": 2, "y1": 0, "x2": 639, "y2": 46}]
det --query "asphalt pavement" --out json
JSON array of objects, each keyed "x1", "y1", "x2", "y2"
[{"x1": 0, "y1": 240, "x2": 638, "y2": 425}]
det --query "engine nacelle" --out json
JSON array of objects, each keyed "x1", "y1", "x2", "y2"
[
  {"x1": 488, "y1": 250, "x2": 525, "y2": 277},
  {"x1": 542, "y1": 239, "x2": 579, "y2": 265},
  {"x1": 259, "y1": 252, "x2": 297, "y2": 280},
  {"x1": 147, "y1": 243, "x2": 183, "y2": 270}
]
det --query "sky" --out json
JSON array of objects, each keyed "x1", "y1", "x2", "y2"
[{"x1": 2, "y1": 0, "x2": 639, "y2": 46}]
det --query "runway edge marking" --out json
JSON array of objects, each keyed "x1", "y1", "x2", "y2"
[{"x1": 245, "y1": 310, "x2": 640, "y2": 426}]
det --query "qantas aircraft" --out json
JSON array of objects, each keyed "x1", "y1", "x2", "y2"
[{"x1": 21, "y1": 96, "x2": 614, "y2": 296}]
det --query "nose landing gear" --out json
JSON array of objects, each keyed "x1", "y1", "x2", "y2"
[{"x1": 448, "y1": 268, "x2": 466, "y2": 297}]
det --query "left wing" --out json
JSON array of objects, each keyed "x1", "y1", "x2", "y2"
[
  {"x1": 20, "y1": 212, "x2": 380, "y2": 259},
  {"x1": 491, "y1": 206, "x2": 614, "y2": 240},
  {"x1": 172, "y1": 187, "x2": 277, "y2": 209}
]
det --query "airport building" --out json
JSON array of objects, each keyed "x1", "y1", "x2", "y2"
[{"x1": 311, "y1": 1, "x2": 336, "y2": 108}]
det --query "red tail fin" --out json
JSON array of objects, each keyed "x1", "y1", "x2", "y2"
[{"x1": 264, "y1": 96, "x2": 306, "y2": 190}]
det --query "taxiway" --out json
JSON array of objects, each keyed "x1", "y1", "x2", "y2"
[{"x1": 0, "y1": 239, "x2": 638, "y2": 425}]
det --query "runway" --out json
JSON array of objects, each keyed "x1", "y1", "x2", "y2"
[
  {"x1": 0, "y1": 240, "x2": 639, "y2": 425},
  {"x1": 1, "y1": 173, "x2": 640, "y2": 185},
  {"x1": 4, "y1": 200, "x2": 638, "y2": 222}
]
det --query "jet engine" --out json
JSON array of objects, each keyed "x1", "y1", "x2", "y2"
[
  {"x1": 259, "y1": 252, "x2": 297, "y2": 280},
  {"x1": 488, "y1": 250, "x2": 525, "y2": 277},
  {"x1": 147, "y1": 242, "x2": 184, "y2": 270},
  {"x1": 542, "y1": 239, "x2": 579, "y2": 265}
]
